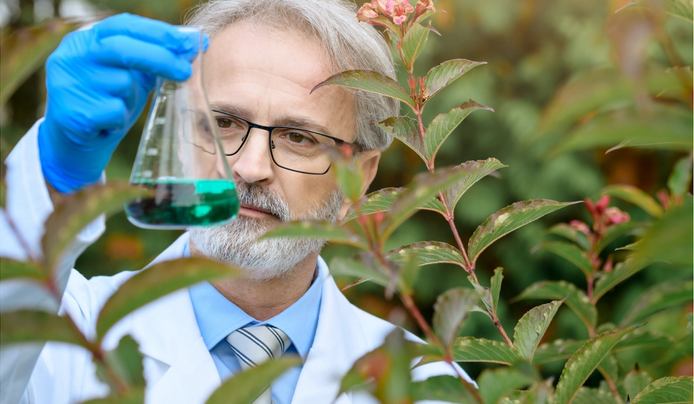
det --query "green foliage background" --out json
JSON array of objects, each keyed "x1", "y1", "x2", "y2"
[{"x1": 2, "y1": 0, "x2": 692, "y2": 383}]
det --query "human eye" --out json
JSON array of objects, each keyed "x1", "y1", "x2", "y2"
[
  {"x1": 281, "y1": 130, "x2": 318, "y2": 145},
  {"x1": 216, "y1": 117, "x2": 240, "y2": 129}
]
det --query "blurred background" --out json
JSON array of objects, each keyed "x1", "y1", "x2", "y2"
[{"x1": 1, "y1": 0, "x2": 691, "y2": 381}]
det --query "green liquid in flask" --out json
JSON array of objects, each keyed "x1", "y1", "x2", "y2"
[{"x1": 126, "y1": 179, "x2": 239, "y2": 229}]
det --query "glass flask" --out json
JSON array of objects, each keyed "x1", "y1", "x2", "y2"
[{"x1": 125, "y1": 28, "x2": 239, "y2": 229}]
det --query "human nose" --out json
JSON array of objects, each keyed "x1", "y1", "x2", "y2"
[{"x1": 229, "y1": 127, "x2": 275, "y2": 184}]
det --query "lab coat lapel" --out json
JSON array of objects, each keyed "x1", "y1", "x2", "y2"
[
  {"x1": 292, "y1": 276, "x2": 372, "y2": 404},
  {"x1": 108, "y1": 234, "x2": 221, "y2": 404}
]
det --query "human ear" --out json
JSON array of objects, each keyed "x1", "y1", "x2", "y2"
[{"x1": 337, "y1": 149, "x2": 381, "y2": 220}]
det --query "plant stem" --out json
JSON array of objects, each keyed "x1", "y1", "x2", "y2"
[
  {"x1": 492, "y1": 315, "x2": 516, "y2": 348},
  {"x1": 445, "y1": 353, "x2": 484, "y2": 404},
  {"x1": 3, "y1": 211, "x2": 37, "y2": 263},
  {"x1": 400, "y1": 291, "x2": 440, "y2": 346},
  {"x1": 601, "y1": 369, "x2": 623, "y2": 403}
]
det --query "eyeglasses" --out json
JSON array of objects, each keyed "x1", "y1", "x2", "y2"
[{"x1": 212, "y1": 110, "x2": 363, "y2": 175}]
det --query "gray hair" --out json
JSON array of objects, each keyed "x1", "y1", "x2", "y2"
[{"x1": 185, "y1": 0, "x2": 397, "y2": 151}]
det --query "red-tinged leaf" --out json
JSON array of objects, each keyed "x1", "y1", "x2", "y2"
[
  {"x1": 515, "y1": 281, "x2": 597, "y2": 332},
  {"x1": 439, "y1": 158, "x2": 507, "y2": 214},
  {"x1": 377, "y1": 116, "x2": 426, "y2": 164},
  {"x1": 387, "y1": 241, "x2": 465, "y2": 268},
  {"x1": 554, "y1": 326, "x2": 641, "y2": 404},
  {"x1": 424, "y1": 100, "x2": 494, "y2": 162},
  {"x1": 0, "y1": 258, "x2": 45, "y2": 281},
  {"x1": 513, "y1": 299, "x2": 564, "y2": 362},
  {"x1": 312, "y1": 70, "x2": 414, "y2": 109},
  {"x1": 96, "y1": 258, "x2": 239, "y2": 340},
  {"x1": 424, "y1": 59, "x2": 487, "y2": 101},
  {"x1": 42, "y1": 183, "x2": 151, "y2": 273},
  {"x1": 260, "y1": 221, "x2": 369, "y2": 250},
  {"x1": 631, "y1": 376, "x2": 694, "y2": 403},
  {"x1": 468, "y1": 199, "x2": 580, "y2": 265},
  {"x1": 206, "y1": 357, "x2": 301, "y2": 404},
  {"x1": 433, "y1": 288, "x2": 478, "y2": 349},
  {"x1": 451, "y1": 337, "x2": 523, "y2": 365},
  {"x1": 1, "y1": 19, "x2": 81, "y2": 106},
  {"x1": 401, "y1": 23, "x2": 429, "y2": 70},
  {"x1": 0, "y1": 310, "x2": 85, "y2": 347},
  {"x1": 379, "y1": 165, "x2": 484, "y2": 243},
  {"x1": 342, "y1": 188, "x2": 448, "y2": 224}
]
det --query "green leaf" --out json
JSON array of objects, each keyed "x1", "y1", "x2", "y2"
[
  {"x1": 490, "y1": 268, "x2": 503, "y2": 315},
  {"x1": 260, "y1": 221, "x2": 368, "y2": 250},
  {"x1": 0, "y1": 258, "x2": 45, "y2": 281},
  {"x1": 42, "y1": 183, "x2": 150, "y2": 272},
  {"x1": 329, "y1": 255, "x2": 388, "y2": 288},
  {"x1": 513, "y1": 380, "x2": 554, "y2": 404},
  {"x1": 613, "y1": 329, "x2": 674, "y2": 352},
  {"x1": 667, "y1": 155, "x2": 692, "y2": 198},
  {"x1": 312, "y1": 70, "x2": 414, "y2": 109},
  {"x1": 549, "y1": 104, "x2": 693, "y2": 156},
  {"x1": 400, "y1": 23, "x2": 429, "y2": 70},
  {"x1": 424, "y1": 59, "x2": 487, "y2": 101},
  {"x1": 343, "y1": 187, "x2": 403, "y2": 224},
  {"x1": 433, "y1": 288, "x2": 478, "y2": 349},
  {"x1": 592, "y1": 258, "x2": 649, "y2": 303},
  {"x1": 631, "y1": 376, "x2": 693, "y2": 404},
  {"x1": 452, "y1": 337, "x2": 522, "y2": 365},
  {"x1": 380, "y1": 165, "x2": 485, "y2": 242},
  {"x1": 440, "y1": 158, "x2": 507, "y2": 217},
  {"x1": 624, "y1": 366, "x2": 654, "y2": 401},
  {"x1": 633, "y1": 200, "x2": 693, "y2": 266},
  {"x1": 468, "y1": 199, "x2": 580, "y2": 265},
  {"x1": 513, "y1": 299, "x2": 564, "y2": 362},
  {"x1": 376, "y1": 117, "x2": 426, "y2": 163},
  {"x1": 205, "y1": 356, "x2": 301, "y2": 404},
  {"x1": 96, "y1": 258, "x2": 239, "y2": 340},
  {"x1": 411, "y1": 375, "x2": 479, "y2": 404},
  {"x1": 478, "y1": 367, "x2": 534, "y2": 404},
  {"x1": 425, "y1": 100, "x2": 494, "y2": 162},
  {"x1": 0, "y1": 20, "x2": 80, "y2": 107},
  {"x1": 515, "y1": 281, "x2": 597, "y2": 332},
  {"x1": 597, "y1": 221, "x2": 636, "y2": 254},
  {"x1": 533, "y1": 339, "x2": 585, "y2": 365},
  {"x1": 388, "y1": 241, "x2": 465, "y2": 268},
  {"x1": 620, "y1": 280, "x2": 693, "y2": 326},
  {"x1": 0, "y1": 310, "x2": 84, "y2": 347},
  {"x1": 571, "y1": 387, "x2": 619, "y2": 404},
  {"x1": 554, "y1": 326, "x2": 640, "y2": 404},
  {"x1": 597, "y1": 354, "x2": 619, "y2": 388},
  {"x1": 103, "y1": 336, "x2": 145, "y2": 388},
  {"x1": 547, "y1": 223, "x2": 591, "y2": 250},
  {"x1": 537, "y1": 242, "x2": 593, "y2": 277},
  {"x1": 623, "y1": 0, "x2": 694, "y2": 22},
  {"x1": 602, "y1": 185, "x2": 664, "y2": 218}
]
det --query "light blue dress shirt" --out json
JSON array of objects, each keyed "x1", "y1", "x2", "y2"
[{"x1": 185, "y1": 241, "x2": 323, "y2": 404}]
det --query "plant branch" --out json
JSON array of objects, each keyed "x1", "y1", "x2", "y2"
[
  {"x1": 492, "y1": 315, "x2": 515, "y2": 348},
  {"x1": 445, "y1": 353, "x2": 484, "y2": 404},
  {"x1": 3, "y1": 210, "x2": 38, "y2": 263},
  {"x1": 400, "y1": 290, "x2": 440, "y2": 346},
  {"x1": 600, "y1": 367, "x2": 623, "y2": 403}
]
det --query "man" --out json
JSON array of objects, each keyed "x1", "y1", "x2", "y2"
[{"x1": 0, "y1": 0, "x2": 471, "y2": 403}]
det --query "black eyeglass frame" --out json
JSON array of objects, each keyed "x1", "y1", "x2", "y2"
[{"x1": 212, "y1": 109, "x2": 364, "y2": 175}]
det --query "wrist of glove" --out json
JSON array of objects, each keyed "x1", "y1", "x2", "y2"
[{"x1": 38, "y1": 13, "x2": 207, "y2": 193}]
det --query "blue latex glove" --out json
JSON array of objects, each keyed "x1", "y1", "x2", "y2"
[{"x1": 38, "y1": 13, "x2": 209, "y2": 193}]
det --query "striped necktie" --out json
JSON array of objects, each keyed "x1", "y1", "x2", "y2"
[{"x1": 226, "y1": 325, "x2": 292, "y2": 404}]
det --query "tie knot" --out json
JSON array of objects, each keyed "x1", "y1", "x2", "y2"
[{"x1": 226, "y1": 325, "x2": 291, "y2": 369}]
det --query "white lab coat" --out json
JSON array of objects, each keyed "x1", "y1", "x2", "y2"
[{"x1": 0, "y1": 122, "x2": 472, "y2": 404}]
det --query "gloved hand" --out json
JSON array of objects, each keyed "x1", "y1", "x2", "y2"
[{"x1": 38, "y1": 13, "x2": 209, "y2": 193}]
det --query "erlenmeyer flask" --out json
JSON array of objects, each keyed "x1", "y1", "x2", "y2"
[{"x1": 126, "y1": 27, "x2": 239, "y2": 229}]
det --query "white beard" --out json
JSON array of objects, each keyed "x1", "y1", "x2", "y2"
[{"x1": 189, "y1": 182, "x2": 344, "y2": 281}]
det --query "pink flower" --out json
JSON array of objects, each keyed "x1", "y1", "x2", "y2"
[
  {"x1": 357, "y1": 3, "x2": 379, "y2": 22},
  {"x1": 389, "y1": 0, "x2": 414, "y2": 24},
  {"x1": 570, "y1": 220, "x2": 591, "y2": 235},
  {"x1": 605, "y1": 207, "x2": 630, "y2": 225},
  {"x1": 371, "y1": 0, "x2": 390, "y2": 14},
  {"x1": 415, "y1": 0, "x2": 435, "y2": 17}
]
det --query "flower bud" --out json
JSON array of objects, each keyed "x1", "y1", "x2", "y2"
[{"x1": 605, "y1": 207, "x2": 630, "y2": 225}]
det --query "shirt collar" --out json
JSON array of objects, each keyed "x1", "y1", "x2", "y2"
[{"x1": 186, "y1": 240, "x2": 324, "y2": 360}]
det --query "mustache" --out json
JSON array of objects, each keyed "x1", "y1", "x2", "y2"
[{"x1": 235, "y1": 182, "x2": 291, "y2": 222}]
